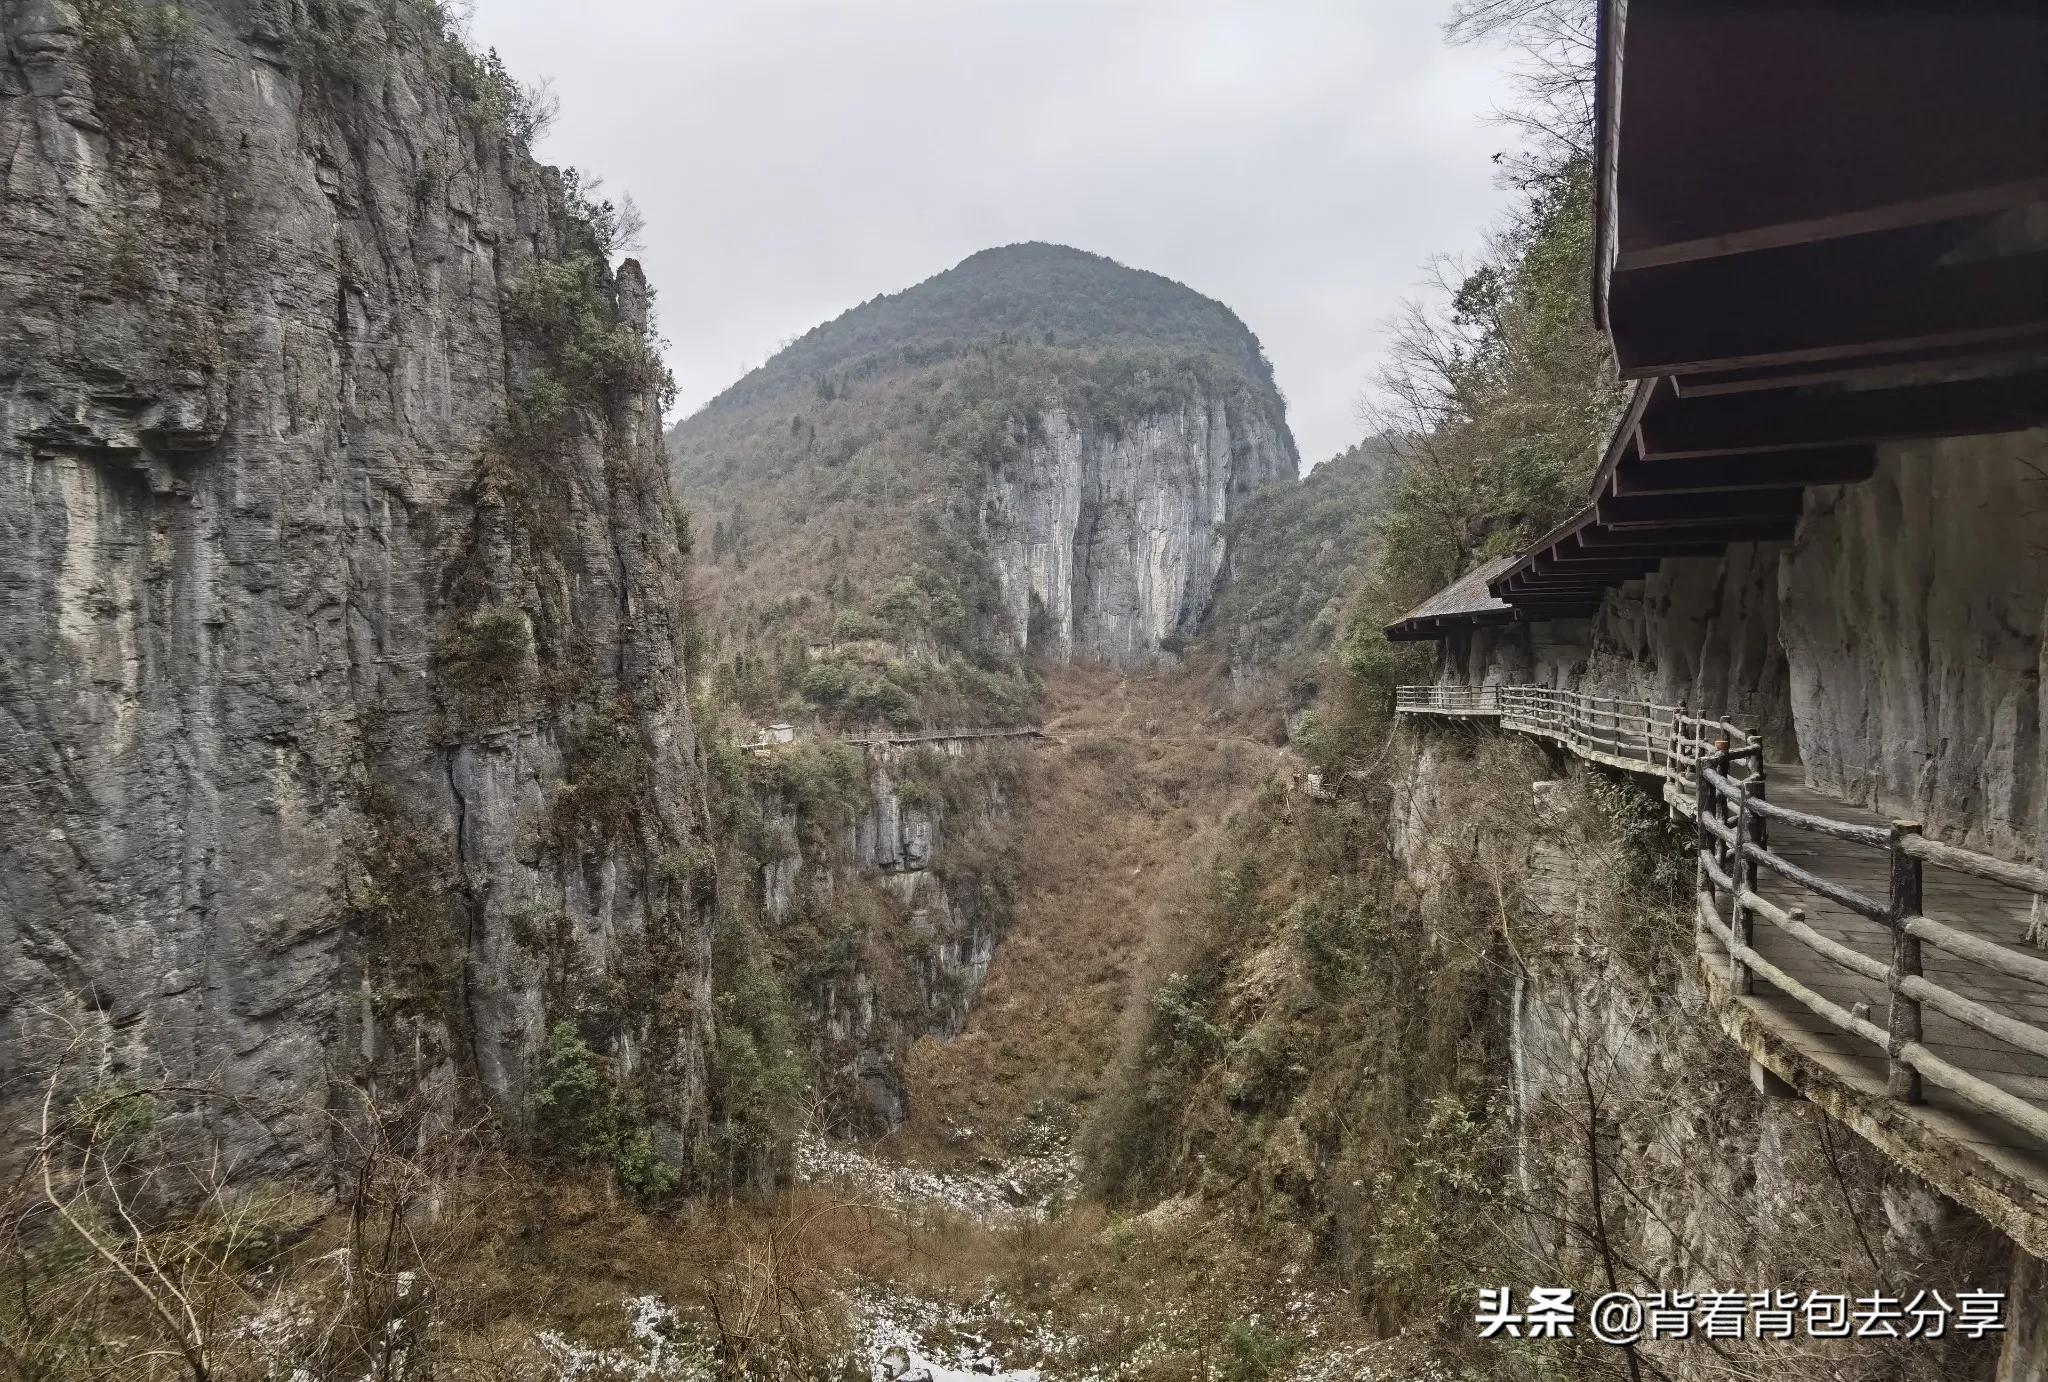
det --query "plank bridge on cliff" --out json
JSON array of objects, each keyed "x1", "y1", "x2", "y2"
[{"x1": 1397, "y1": 683, "x2": 2048, "y2": 1255}]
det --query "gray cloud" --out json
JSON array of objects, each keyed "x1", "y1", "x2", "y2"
[{"x1": 466, "y1": 0, "x2": 1516, "y2": 466}]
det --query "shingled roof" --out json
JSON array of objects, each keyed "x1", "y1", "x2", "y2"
[{"x1": 1384, "y1": 555, "x2": 1521, "y2": 642}]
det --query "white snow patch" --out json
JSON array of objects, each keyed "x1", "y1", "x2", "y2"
[
  {"x1": 796, "y1": 1132, "x2": 1075, "y2": 1223},
  {"x1": 534, "y1": 1296, "x2": 715, "y2": 1381},
  {"x1": 853, "y1": 1286, "x2": 1073, "y2": 1381}
]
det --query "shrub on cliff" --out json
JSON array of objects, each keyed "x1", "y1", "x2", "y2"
[{"x1": 530, "y1": 1021, "x2": 683, "y2": 1203}]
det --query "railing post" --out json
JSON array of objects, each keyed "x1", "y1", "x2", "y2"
[
  {"x1": 1727, "y1": 775, "x2": 1756, "y2": 995},
  {"x1": 1751, "y1": 759, "x2": 1769, "y2": 859},
  {"x1": 1886, "y1": 819, "x2": 1926, "y2": 1103},
  {"x1": 1694, "y1": 740, "x2": 1719, "y2": 904}
]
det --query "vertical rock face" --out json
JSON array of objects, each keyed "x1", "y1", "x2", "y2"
[
  {"x1": 984, "y1": 388, "x2": 1297, "y2": 664},
  {"x1": 753, "y1": 742, "x2": 1015, "y2": 1131},
  {"x1": 0, "y1": 0, "x2": 708, "y2": 1172},
  {"x1": 1779, "y1": 430, "x2": 2047, "y2": 857}
]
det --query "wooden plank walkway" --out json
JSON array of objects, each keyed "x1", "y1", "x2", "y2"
[
  {"x1": 1400, "y1": 683, "x2": 2048, "y2": 1243},
  {"x1": 1699, "y1": 772, "x2": 2048, "y2": 1187}
]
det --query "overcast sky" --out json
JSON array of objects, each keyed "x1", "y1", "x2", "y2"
[{"x1": 465, "y1": 1, "x2": 1516, "y2": 467}]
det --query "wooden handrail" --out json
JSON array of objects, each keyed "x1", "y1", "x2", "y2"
[
  {"x1": 1905, "y1": 913, "x2": 2048, "y2": 987},
  {"x1": 1738, "y1": 838, "x2": 1889, "y2": 923},
  {"x1": 1900, "y1": 833, "x2": 2048, "y2": 897},
  {"x1": 1695, "y1": 757, "x2": 2048, "y2": 1143},
  {"x1": 1399, "y1": 683, "x2": 2048, "y2": 1151}
]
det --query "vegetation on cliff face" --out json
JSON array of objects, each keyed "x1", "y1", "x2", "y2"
[
  {"x1": 1366, "y1": 155, "x2": 1617, "y2": 607},
  {"x1": 1092, "y1": 718, "x2": 2009, "y2": 1379},
  {"x1": 1207, "y1": 438, "x2": 1395, "y2": 681},
  {"x1": 705, "y1": 241, "x2": 1282, "y2": 414}
]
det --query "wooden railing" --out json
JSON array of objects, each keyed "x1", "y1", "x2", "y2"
[
  {"x1": 1400, "y1": 682, "x2": 2048, "y2": 1149},
  {"x1": 1393, "y1": 684, "x2": 1502, "y2": 716},
  {"x1": 1396, "y1": 683, "x2": 1758, "y2": 792},
  {"x1": 1694, "y1": 753, "x2": 2048, "y2": 1145},
  {"x1": 744, "y1": 726, "x2": 1049, "y2": 756},
  {"x1": 845, "y1": 727, "x2": 1048, "y2": 749}
]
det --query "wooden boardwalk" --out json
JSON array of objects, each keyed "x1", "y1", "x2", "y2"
[
  {"x1": 1700, "y1": 774, "x2": 2048, "y2": 1194},
  {"x1": 1398, "y1": 684, "x2": 2048, "y2": 1248}
]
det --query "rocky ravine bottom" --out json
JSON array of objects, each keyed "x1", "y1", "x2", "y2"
[
  {"x1": 507, "y1": 1129, "x2": 1457, "y2": 1381},
  {"x1": 220, "y1": 1129, "x2": 1452, "y2": 1379}
]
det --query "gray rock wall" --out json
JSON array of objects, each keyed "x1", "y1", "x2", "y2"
[
  {"x1": 1780, "y1": 429, "x2": 2047, "y2": 857},
  {"x1": 1448, "y1": 427, "x2": 2047, "y2": 858},
  {"x1": 0, "y1": 0, "x2": 709, "y2": 1172},
  {"x1": 754, "y1": 742, "x2": 1011, "y2": 1130},
  {"x1": 983, "y1": 388, "x2": 1296, "y2": 665}
]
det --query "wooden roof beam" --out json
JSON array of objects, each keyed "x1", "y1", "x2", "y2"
[
  {"x1": 1608, "y1": 230, "x2": 2048, "y2": 379},
  {"x1": 1598, "y1": 490, "x2": 1803, "y2": 528},
  {"x1": 1575, "y1": 519, "x2": 1797, "y2": 548},
  {"x1": 1616, "y1": 179, "x2": 2048, "y2": 275},
  {"x1": 1506, "y1": 605, "x2": 1601, "y2": 620},
  {"x1": 1612, "y1": 446, "x2": 1876, "y2": 495},
  {"x1": 1671, "y1": 334, "x2": 2048, "y2": 398},
  {"x1": 1508, "y1": 586, "x2": 1616, "y2": 600},
  {"x1": 1637, "y1": 372, "x2": 2048, "y2": 459},
  {"x1": 1555, "y1": 536, "x2": 1730, "y2": 561},
  {"x1": 1517, "y1": 566, "x2": 1639, "y2": 586},
  {"x1": 1533, "y1": 554, "x2": 1657, "y2": 576}
]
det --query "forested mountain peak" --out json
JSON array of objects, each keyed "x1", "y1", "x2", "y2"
[
  {"x1": 696, "y1": 241, "x2": 1278, "y2": 416},
  {"x1": 668, "y1": 242, "x2": 1298, "y2": 725}
]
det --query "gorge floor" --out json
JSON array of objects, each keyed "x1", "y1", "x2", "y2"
[{"x1": 490, "y1": 664, "x2": 1450, "y2": 1378}]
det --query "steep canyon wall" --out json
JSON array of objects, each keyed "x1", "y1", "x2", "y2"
[
  {"x1": 744, "y1": 740, "x2": 1022, "y2": 1131},
  {"x1": 1, "y1": 0, "x2": 708, "y2": 1173}
]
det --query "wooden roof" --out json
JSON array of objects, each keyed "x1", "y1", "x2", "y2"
[
  {"x1": 1394, "y1": 2, "x2": 2048, "y2": 633},
  {"x1": 1593, "y1": 0, "x2": 2048, "y2": 377},
  {"x1": 1384, "y1": 555, "x2": 1522, "y2": 642}
]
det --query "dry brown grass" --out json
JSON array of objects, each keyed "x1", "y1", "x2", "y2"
[
  {"x1": 898, "y1": 661, "x2": 1288, "y2": 1164},
  {"x1": 26, "y1": 1159, "x2": 1372, "y2": 1380},
  {"x1": 433, "y1": 1174, "x2": 1372, "y2": 1380}
]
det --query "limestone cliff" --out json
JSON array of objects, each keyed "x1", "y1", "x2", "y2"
[
  {"x1": 984, "y1": 389, "x2": 1295, "y2": 663},
  {"x1": 740, "y1": 739, "x2": 1022, "y2": 1131},
  {"x1": 0, "y1": 0, "x2": 710, "y2": 1175}
]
